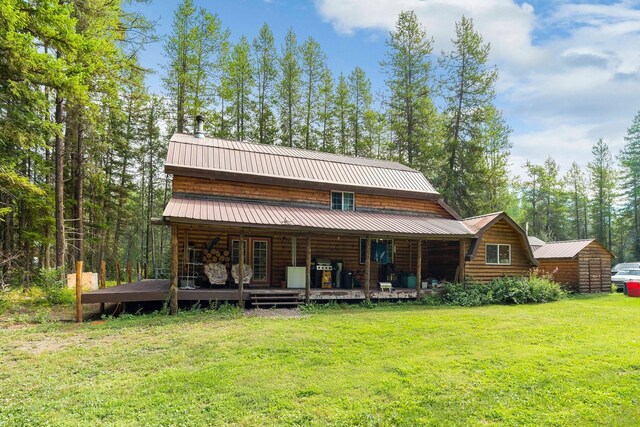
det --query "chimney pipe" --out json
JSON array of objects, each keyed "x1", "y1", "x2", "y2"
[
  {"x1": 195, "y1": 115, "x2": 205, "y2": 139},
  {"x1": 525, "y1": 222, "x2": 529, "y2": 236}
]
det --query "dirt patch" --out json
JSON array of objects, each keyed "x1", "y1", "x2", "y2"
[
  {"x1": 17, "y1": 335, "x2": 84, "y2": 355},
  {"x1": 245, "y1": 308, "x2": 305, "y2": 318}
]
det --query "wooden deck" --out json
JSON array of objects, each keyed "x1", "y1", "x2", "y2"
[{"x1": 81, "y1": 279, "x2": 423, "y2": 304}]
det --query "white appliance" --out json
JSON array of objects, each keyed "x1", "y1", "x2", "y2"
[{"x1": 286, "y1": 267, "x2": 306, "y2": 288}]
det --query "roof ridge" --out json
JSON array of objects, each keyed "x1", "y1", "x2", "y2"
[
  {"x1": 171, "y1": 133, "x2": 416, "y2": 173},
  {"x1": 463, "y1": 211, "x2": 504, "y2": 221}
]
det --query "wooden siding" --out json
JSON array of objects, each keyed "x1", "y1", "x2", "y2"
[
  {"x1": 172, "y1": 175, "x2": 453, "y2": 217},
  {"x1": 537, "y1": 258, "x2": 580, "y2": 292},
  {"x1": 536, "y1": 241, "x2": 612, "y2": 293},
  {"x1": 464, "y1": 218, "x2": 535, "y2": 282},
  {"x1": 577, "y1": 241, "x2": 612, "y2": 293},
  {"x1": 174, "y1": 224, "x2": 460, "y2": 287}
]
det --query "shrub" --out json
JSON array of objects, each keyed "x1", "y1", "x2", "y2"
[
  {"x1": 422, "y1": 274, "x2": 566, "y2": 307},
  {"x1": 36, "y1": 268, "x2": 75, "y2": 305}
]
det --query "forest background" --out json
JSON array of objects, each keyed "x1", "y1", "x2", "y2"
[{"x1": 1, "y1": 0, "x2": 639, "y2": 285}]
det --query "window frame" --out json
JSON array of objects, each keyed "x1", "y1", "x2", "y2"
[
  {"x1": 485, "y1": 243, "x2": 511, "y2": 266},
  {"x1": 330, "y1": 191, "x2": 355, "y2": 211}
]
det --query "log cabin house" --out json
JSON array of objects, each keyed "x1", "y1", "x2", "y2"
[{"x1": 82, "y1": 121, "x2": 539, "y2": 309}]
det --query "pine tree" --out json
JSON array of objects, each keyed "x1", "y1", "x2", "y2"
[
  {"x1": 438, "y1": 16, "x2": 502, "y2": 217},
  {"x1": 348, "y1": 67, "x2": 372, "y2": 157},
  {"x1": 252, "y1": 23, "x2": 278, "y2": 144},
  {"x1": 588, "y1": 138, "x2": 616, "y2": 248},
  {"x1": 334, "y1": 73, "x2": 350, "y2": 155},
  {"x1": 564, "y1": 162, "x2": 588, "y2": 239},
  {"x1": 381, "y1": 11, "x2": 438, "y2": 167},
  {"x1": 227, "y1": 36, "x2": 254, "y2": 141},
  {"x1": 619, "y1": 110, "x2": 640, "y2": 258},
  {"x1": 300, "y1": 37, "x2": 326, "y2": 150},
  {"x1": 278, "y1": 28, "x2": 301, "y2": 147},
  {"x1": 478, "y1": 106, "x2": 512, "y2": 213},
  {"x1": 318, "y1": 68, "x2": 335, "y2": 152}
]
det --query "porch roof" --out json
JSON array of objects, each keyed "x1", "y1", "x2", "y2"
[{"x1": 162, "y1": 196, "x2": 474, "y2": 238}]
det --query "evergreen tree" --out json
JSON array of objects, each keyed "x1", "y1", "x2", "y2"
[
  {"x1": 300, "y1": 37, "x2": 327, "y2": 150},
  {"x1": 334, "y1": 73, "x2": 350, "y2": 155},
  {"x1": 318, "y1": 68, "x2": 335, "y2": 152},
  {"x1": 227, "y1": 36, "x2": 254, "y2": 141},
  {"x1": 381, "y1": 11, "x2": 438, "y2": 167},
  {"x1": 564, "y1": 162, "x2": 588, "y2": 239},
  {"x1": 252, "y1": 23, "x2": 278, "y2": 144},
  {"x1": 588, "y1": 138, "x2": 616, "y2": 248},
  {"x1": 348, "y1": 67, "x2": 372, "y2": 156},
  {"x1": 438, "y1": 16, "x2": 503, "y2": 217},
  {"x1": 620, "y1": 110, "x2": 640, "y2": 258},
  {"x1": 278, "y1": 28, "x2": 301, "y2": 147},
  {"x1": 478, "y1": 106, "x2": 512, "y2": 213}
]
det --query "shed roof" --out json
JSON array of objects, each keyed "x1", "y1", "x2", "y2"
[
  {"x1": 533, "y1": 239, "x2": 609, "y2": 259},
  {"x1": 163, "y1": 196, "x2": 474, "y2": 238},
  {"x1": 528, "y1": 236, "x2": 546, "y2": 250},
  {"x1": 165, "y1": 133, "x2": 439, "y2": 197}
]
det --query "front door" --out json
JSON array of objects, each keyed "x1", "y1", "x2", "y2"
[{"x1": 230, "y1": 237, "x2": 271, "y2": 286}]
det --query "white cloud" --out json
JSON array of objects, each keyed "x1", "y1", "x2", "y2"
[{"x1": 314, "y1": 0, "x2": 640, "y2": 175}]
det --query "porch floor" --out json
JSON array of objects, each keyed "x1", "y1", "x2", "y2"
[{"x1": 81, "y1": 279, "x2": 424, "y2": 304}]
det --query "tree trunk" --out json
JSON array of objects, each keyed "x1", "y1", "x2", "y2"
[{"x1": 55, "y1": 92, "x2": 65, "y2": 279}]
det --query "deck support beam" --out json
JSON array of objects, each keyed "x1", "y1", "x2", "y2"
[
  {"x1": 239, "y1": 231, "x2": 245, "y2": 308},
  {"x1": 416, "y1": 239, "x2": 422, "y2": 301},
  {"x1": 169, "y1": 225, "x2": 178, "y2": 314},
  {"x1": 459, "y1": 240, "x2": 466, "y2": 285},
  {"x1": 364, "y1": 236, "x2": 371, "y2": 303},
  {"x1": 305, "y1": 235, "x2": 311, "y2": 304},
  {"x1": 75, "y1": 260, "x2": 83, "y2": 323},
  {"x1": 99, "y1": 260, "x2": 106, "y2": 314}
]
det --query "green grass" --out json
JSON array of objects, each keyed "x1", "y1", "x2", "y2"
[{"x1": 1, "y1": 295, "x2": 639, "y2": 426}]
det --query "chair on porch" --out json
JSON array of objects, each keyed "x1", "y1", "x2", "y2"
[
  {"x1": 231, "y1": 264, "x2": 253, "y2": 286},
  {"x1": 204, "y1": 263, "x2": 228, "y2": 287}
]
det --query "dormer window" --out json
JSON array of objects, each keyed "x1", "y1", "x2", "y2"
[{"x1": 331, "y1": 191, "x2": 354, "y2": 211}]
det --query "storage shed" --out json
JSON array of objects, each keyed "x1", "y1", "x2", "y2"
[{"x1": 533, "y1": 239, "x2": 613, "y2": 293}]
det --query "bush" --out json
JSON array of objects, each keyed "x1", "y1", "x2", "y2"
[
  {"x1": 36, "y1": 268, "x2": 75, "y2": 305},
  {"x1": 422, "y1": 274, "x2": 566, "y2": 307}
]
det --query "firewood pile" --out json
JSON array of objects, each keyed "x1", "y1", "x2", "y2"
[{"x1": 202, "y1": 249, "x2": 231, "y2": 268}]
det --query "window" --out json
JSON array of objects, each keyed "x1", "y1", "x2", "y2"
[
  {"x1": 486, "y1": 244, "x2": 511, "y2": 265},
  {"x1": 360, "y1": 238, "x2": 394, "y2": 264},
  {"x1": 331, "y1": 191, "x2": 354, "y2": 211}
]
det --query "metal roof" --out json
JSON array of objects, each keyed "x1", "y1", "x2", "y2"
[
  {"x1": 528, "y1": 236, "x2": 546, "y2": 247},
  {"x1": 462, "y1": 212, "x2": 502, "y2": 234},
  {"x1": 533, "y1": 240, "x2": 595, "y2": 259},
  {"x1": 163, "y1": 196, "x2": 474, "y2": 237},
  {"x1": 165, "y1": 133, "x2": 438, "y2": 195}
]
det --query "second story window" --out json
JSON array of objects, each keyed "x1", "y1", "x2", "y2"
[{"x1": 331, "y1": 191, "x2": 354, "y2": 211}]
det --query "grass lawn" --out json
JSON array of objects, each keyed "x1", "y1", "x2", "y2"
[{"x1": 1, "y1": 295, "x2": 639, "y2": 426}]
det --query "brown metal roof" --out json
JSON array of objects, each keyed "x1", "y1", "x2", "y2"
[
  {"x1": 165, "y1": 133, "x2": 438, "y2": 196},
  {"x1": 462, "y1": 212, "x2": 502, "y2": 233},
  {"x1": 533, "y1": 240, "x2": 595, "y2": 259},
  {"x1": 163, "y1": 196, "x2": 474, "y2": 238}
]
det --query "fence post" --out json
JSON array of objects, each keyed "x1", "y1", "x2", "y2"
[
  {"x1": 100, "y1": 260, "x2": 106, "y2": 314},
  {"x1": 115, "y1": 261, "x2": 121, "y2": 286}
]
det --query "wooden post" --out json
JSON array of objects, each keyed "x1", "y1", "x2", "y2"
[
  {"x1": 75, "y1": 260, "x2": 83, "y2": 323},
  {"x1": 416, "y1": 239, "x2": 422, "y2": 300},
  {"x1": 238, "y1": 231, "x2": 245, "y2": 308},
  {"x1": 364, "y1": 236, "x2": 371, "y2": 303},
  {"x1": 126, "y1": 262, "x2": 132, "y2": 283},
  {"x1": 305, "y1": 235, "x2": 311, "y2": 304},
  {"x1": 459, "y1": 240, "x2": 466, "y2": 286},
  {"x1": 115, "y1": 261, "x2": 121, "y2": 286},
  {"x1": 99, "y1": 260, "x2": 106, "y2": 314},
  {"x1": 169, "y1": 225, "x2": 178, "y2": 315}
]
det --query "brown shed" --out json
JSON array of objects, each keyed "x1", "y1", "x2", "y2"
[{"x1": 533, "y1": 239, "x2": 613, "y2": 293}]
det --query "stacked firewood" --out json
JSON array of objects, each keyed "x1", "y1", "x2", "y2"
[{"x1": 202, "y1": 249, "x2": 231, "y2": 268}]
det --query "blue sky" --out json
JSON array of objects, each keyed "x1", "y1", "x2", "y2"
[{"x1": 133, "y1": 0, "x2": 640, "y2": 176}]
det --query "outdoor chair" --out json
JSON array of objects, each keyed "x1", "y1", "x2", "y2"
[
  {"x1": 204, "y1": 262, "x2": 228, "y2": 286},
  {"x1": 231, "y1": 264, "x2": 253, "y2": 285}
]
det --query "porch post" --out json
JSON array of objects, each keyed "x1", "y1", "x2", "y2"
[
  {"x1": 459, "y1": 240, "x2": 466, "y2": 285},
  {"x1": 364, "y1": 235, "x2": 371, "y2": 303},
  {"x1": 239, "y1": 231, "x2": 245, "y2": 308},
  {"x1": 416, "y1": 239, "x2": 422, "y2": 300},
  {"x1": 169, "y1": 225, "x2": 178, "y2": 315},
  {"x1": 305, "y1": 234, "x2": 311, "y2": 303}
]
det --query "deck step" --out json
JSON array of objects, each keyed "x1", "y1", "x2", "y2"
[{"x1": 250, "y1": 291, "x2": 303, "y2": 308}]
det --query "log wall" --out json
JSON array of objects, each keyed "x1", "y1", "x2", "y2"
[
  {"x1": 577, "y1": 242, "x2": 613, "y2": 293},
  {"x1": 536, "y1": 258, "x2": 580, "y2": 292},
  {"x1": 464, "y1": 218, "x2": 535, "y2": 282},
  {"x1": 172, "y1": 175, "x2": 453, "y2": 217}
]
